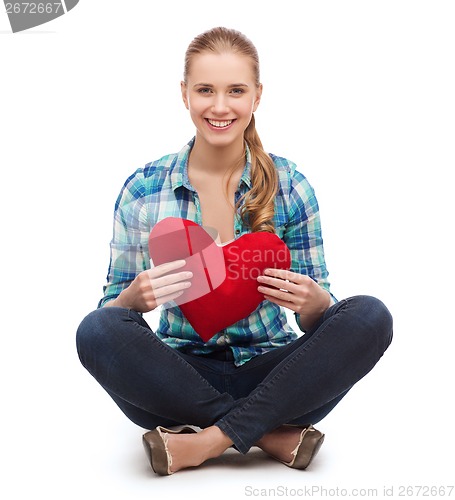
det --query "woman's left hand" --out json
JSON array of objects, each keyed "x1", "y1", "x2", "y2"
[{"x1": 257, "y1": 268, "x2": 332, "y2": 330}]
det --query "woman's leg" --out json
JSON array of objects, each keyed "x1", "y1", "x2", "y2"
[
  {"x1": 158, "y1": 295, "x2": 393, "y2": 472},
  {"x1": 214, "y1": 295, "x2": 393, "y2": 454},
  {"x1": 76, "y1": 306, "x2": 236, "y2": 429},
  {"x1": 77, "y1": 296, "x2": 392, "y2": 472}
]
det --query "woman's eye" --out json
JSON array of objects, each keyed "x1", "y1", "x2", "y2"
[
  {"x1": 197, "y1": 88, "x2": 212, "y2": 94},
  {"x1": 231, "y1": 88, "x2": 244, "y2": 95}
]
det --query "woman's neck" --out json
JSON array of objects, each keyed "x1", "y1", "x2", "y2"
[{"x1": 188, "y1": 135, "x2": 245, "y2": 176}]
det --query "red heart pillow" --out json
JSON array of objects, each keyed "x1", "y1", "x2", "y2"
[{"x1": 148, "y1": 217, "x2": 291, "y2": 341}]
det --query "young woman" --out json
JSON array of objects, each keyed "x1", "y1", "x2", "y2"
[{"x1": 76, "y1": 27, "x2": 393, "y2": 476}]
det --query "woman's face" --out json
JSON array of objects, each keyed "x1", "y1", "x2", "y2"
[{"x1": 181, "y1": 52, "x2": 262, "y2": 149}]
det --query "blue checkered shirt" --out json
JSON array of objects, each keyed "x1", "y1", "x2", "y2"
[{"x1": 99, "y1": 138, "x2": 334, "y2": 366}]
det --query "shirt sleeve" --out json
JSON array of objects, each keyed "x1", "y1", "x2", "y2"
[
  {"x1": 98, "y1": 170, "x2": 150, "y2": 308},
  {"x1": 282, "y1": 168, "x2": 337, "y2": 304}
]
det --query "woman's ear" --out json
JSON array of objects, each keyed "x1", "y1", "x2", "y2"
[
  {"x1": 253, "y1": 83, "x2": 263, "y2": 112},
  {"x1": 181, "y1": 81, "x2": 189, "y2": 110}
]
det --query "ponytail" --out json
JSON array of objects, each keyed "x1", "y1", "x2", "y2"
[{"x1": 237, "y1": 114, "x2": 278, "y2": 233}]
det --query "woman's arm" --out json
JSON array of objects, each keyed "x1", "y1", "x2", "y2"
[
  {"x1": 98, "y1": 170, "x2": 149, "y2": 307},
  {"x1": 99, "y1": 170, "x2": 192, "y2": 312}
]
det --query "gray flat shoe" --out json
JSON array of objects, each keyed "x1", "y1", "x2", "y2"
[
  {"x1": 142, "y1": 425, "x2": 198, "y2": 475},
  {"x1": 276, "y1": 425, "x2": 325, "y2": 470}
]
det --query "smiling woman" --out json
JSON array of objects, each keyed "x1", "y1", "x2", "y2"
[
  {"x1": 181, "y1": 53, "x2": 261, "y2": 145},
  {"x1": 76, "y1": 26, "x2": 393, "y2": 476}
]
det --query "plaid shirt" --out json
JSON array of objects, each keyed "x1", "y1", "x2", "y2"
[{"x1": 99, "y1": 138, "x2": 334, "y2": 366}]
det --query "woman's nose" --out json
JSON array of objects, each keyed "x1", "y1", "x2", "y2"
[{"x1": 211, "y1": 95, "x2": 230, "y2": 114}]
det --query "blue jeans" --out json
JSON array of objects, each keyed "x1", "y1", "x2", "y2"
[{"x1": 76, "y1": 295, "x2": 392, "y2": 454}]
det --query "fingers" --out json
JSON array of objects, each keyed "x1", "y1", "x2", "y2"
[
  {"x1": 148, "y1": 259, "x2": 187, "y2": 279},
  {"x1": 260, "y1": 288, "x2": 294, "y2": 304},
  {"x1": 257, "y1": 268, "x2": 314, "y2": 313},
  {"x1": 147, "y1": 259, "x2": 193, "y2": 305},
  {"x1": 154, "y1": 287, "x2": 190, "y2": 307},
  {"x1": 153, "y1": 279, "x2": 192, "y2": 301},
  {"x1": 261, "y1": 292, "x2": 299, "y2": 313},
  {"x1": 261, "y1": 268, "x2": 307, "y2": 284},
  {"x1": 151, "y1": 268, "x2": 193, "y2": 292},
  {"x1": 257, "y1": 268, "x2": 309, "y2": 295}
]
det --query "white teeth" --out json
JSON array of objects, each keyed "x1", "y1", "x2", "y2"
[{"x1": 207, "y1": 119, "x2": 233, "y2": 128}]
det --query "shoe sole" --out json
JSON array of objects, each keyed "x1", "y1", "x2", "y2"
[
  {"x1": 292, "y1": 432, "x2": 325, "y2": 469},
  {"x1": 142, "y1": 430, "x2": 170, "y2": 475}
]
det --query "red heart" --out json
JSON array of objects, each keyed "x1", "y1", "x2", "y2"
[{"x1": 148, "y1": 217, "x2": 291, "y2": 342}]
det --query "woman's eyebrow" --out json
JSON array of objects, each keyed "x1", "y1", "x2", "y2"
[{"x1": 193, "y1": 83, "x2": 250, "y2": 88}]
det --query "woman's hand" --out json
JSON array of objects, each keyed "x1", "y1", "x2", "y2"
[
  {"x1": 257, "y1": 268, "x2": 332, "y2": 331},
  {"x1": 105, "y1": 260, "x2": 192, "y2": 313}
]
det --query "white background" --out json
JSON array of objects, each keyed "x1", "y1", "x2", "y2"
[{"x1": 1, "y1": 1, "x2": 454, "y2": 498}]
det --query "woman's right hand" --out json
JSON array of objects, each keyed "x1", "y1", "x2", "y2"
[{"x1": 105, "y1": 259, "x2": 192, "y2": 313}]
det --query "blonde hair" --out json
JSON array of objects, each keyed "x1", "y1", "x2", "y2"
[{"x1": 183, "y1": 27, "x2": 278, "y2": 234}]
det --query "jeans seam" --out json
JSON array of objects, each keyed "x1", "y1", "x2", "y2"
[{"x1": 216, "y1": 421, "x2": 248, "y2": 454}]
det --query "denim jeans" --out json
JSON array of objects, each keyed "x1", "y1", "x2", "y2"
[{"x1": 76, "y1": 295, "x2": 392, "y2": 454}]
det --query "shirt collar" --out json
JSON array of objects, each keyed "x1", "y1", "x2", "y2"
[{"x1": 170, "y1": 138, "x2": 252, "y2": 192}]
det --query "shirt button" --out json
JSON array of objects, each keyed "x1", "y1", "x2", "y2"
[{"x1": 235, "y1": 229, "x2": 240, "y2": 235}]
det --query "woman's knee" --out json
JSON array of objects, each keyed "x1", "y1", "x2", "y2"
[
  {"x1": 76, "y1": 307, "x2": 125, "y2": 367},
  {"x1": 352, "y1": 295, "x2": 393, "y2": 353}
]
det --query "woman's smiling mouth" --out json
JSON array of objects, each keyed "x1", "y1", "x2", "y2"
[{"x1": 206, "y1": 118, "x2": 235, "y2": 129}]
